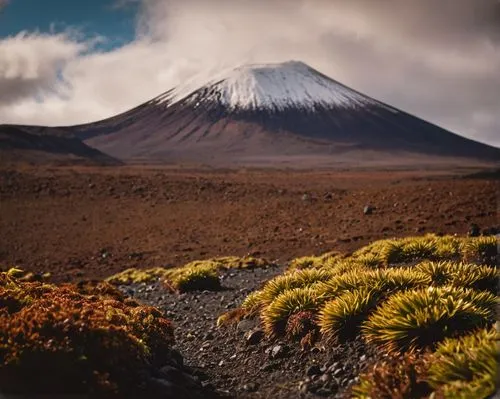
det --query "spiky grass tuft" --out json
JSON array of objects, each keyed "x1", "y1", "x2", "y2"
[
  {"x1": 167, "y1": 265, "x2": 220, "y2": 293},
  {"x1": 261, "y1": 287, "x2": 322, "y2": 337},
  {"x1": 462, "y1": 236, "x2": 497, "y2": 266},
  {"x1": 319, "y1": 287, "x2": 383, "y2": 342},
  {"x1": 426, "y1": 328, "x2": 498, "y2": 399},
  {"x1": 240, "y1": 290, "x2": 266, "y2": 313},
  {"x1": 259, "y1": 269, "x2": 332, "y2": 305},
  {"x1": 416, "y1": 261, "x2": 498, "y2": 292},
  {"x1": 363, "y1": 286, "x2": 496, "y2": 352}
]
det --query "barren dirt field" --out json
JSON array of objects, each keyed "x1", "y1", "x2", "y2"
[{"x1": 0, "y1": 165, "x2": 497, "y2": 282}]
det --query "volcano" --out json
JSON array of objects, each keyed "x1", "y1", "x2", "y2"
[{"x1": 9, "y1": 61, "x2": 500, "y2": 166}]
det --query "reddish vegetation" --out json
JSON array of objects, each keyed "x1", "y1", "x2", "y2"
[
  {"x1": 0, "y1": 166, "x2": 497, "y2": 281},
  {"x1": 0, "y1": 272, "x2": 175, "y2": 395}
]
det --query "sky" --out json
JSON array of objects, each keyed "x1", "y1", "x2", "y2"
[{"x1": 0, "y1": 0, "x2": 499, "y2": 147}]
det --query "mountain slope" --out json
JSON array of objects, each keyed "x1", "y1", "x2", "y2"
[
  {"x1": 7, "y1": 61, "x2": 500, "y2": 167},
  {"x1": 0, "y1": 125, "x2": 120, "y2": 165}
]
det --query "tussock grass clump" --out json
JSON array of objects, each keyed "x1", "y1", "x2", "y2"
[
  {"x1": 258, "y1": 269, "x2": 333, "y2": 306},
  {"x1": 106, "y1": 267, "x2": 170, "y2": 285},
  {"x1": 261, "y1": 287, "x2": 322, "y2": 336},
  {"x1": 319, "y1": 287, "x2": 383, "y2": 342},
  {"x1": 316, "y1": 268, "x2": 428, "y2": 301},
  {"x1": 166, "y1": 265, "x2": 220, "y2": 293},
  {"x1": 352, "y1": 352, "x2": 431, "y2": 399},
  {"x1": 363, "y1": 286, "x2": 496, "y2": 351},
  {"x1": 427, "y1": 328, "x2": 498, "y2": 398},
  {"x1": 288, "y1": 252, "x2": 343, "y2": 271},
  {"x1": 462, "y1": 236, "x2": 497, "y2": 266},
  {"x1": 0, "y1": 270, "x2": 174, "y2": 396},
  {"x1": 288, "y1": 256, "x2": 322, "y2": 270},
  {"x1": 352, "y1": 234, "x2": 465, "y2": 266},
  {"x1": 416, "y1": 261, "x2": 498, "y2": 292},
  {"x1": 107, "y1": 256, "x2": 273, "y2": 291}
]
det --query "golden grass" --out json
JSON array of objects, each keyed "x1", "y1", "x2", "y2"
[
  {"x1": 106, "y1": 256, "x2": 274, "y2": 292},
  {"x1": 362, "y1": 286, "x2": 496, "y2": 351},
  {"x1": 427, "y1": 328, "x2": 498, "y2": 399},
  {"x1": 261, "y1": 287, "x2": 323, "y2": 337}
]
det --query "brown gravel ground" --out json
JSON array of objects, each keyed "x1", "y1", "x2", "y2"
[{"x1": 0, "y1": 165, "x2": 498, "y2": 282}]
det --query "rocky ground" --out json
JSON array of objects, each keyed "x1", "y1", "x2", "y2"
[
  {"x1": 0, "y1": 165, "x2": 498, "y2": 282},
  {"x1": 123, "y1": 266, "x2": 384, "y2": 398}
]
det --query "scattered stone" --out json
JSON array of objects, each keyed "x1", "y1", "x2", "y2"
[
  {"x1": 315, "y1": 387, "x2": 332, "y2": 396},
  {"x1": 363, "y1": 205, "x2": 374, "y2": 215},
  {"x1": 306, "y1": 364, "x2": 321, "y2": 376},
  {"x1": 245, "y1": 329, "x2": 264, "y2": 345},
  {"x1": 242, "y1": 382, "x2": 258, "y2": 392},
  {"x1": 359, "y1": 354, "x2": 367, "y2": 362},
  {"x1": 298, "y1": 381, "x2": 310, "y2": 394},
  {"x1": 260, "y1": 362, "x2": 279, "y2": 372},
  {"x1": 302, "y1": 193, "x2": 311, "y2": 202},
  {"x1": 236, "y1": 319, "x2": 256, "y2": 333},
  {"x1": 469, "y1": 223, "x2": 481, "y2": 237},
  {"x1": 203, "y1": 332, "x2": 214, "y2": 341},
  {"x1": 270, "y1": 344, "x2": 288, "y2": 359}
]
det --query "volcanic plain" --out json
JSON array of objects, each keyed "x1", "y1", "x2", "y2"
[{"x1": 1, "y1": 164, "x2": 497, "y2": 282}]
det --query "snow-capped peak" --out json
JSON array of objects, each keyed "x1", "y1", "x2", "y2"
[{"x1": 163, "y1": 61, "x2": 374, "y2": 111}]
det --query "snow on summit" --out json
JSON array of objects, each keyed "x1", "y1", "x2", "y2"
[{"x1": 167, "y1": 61, "x2": 375, "y2": 111}]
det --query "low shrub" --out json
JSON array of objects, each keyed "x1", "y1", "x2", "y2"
[
  {"x1": 363, "y1": 286, "x2": 496, "y2": 352},
  {"x1": 352, "y1": 352, "x2": 431, "y2": 399},
  {"x1": 0, "y1": 270, "x2": 174, "y2": 396}
]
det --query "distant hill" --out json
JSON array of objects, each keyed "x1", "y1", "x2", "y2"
[{"x1": 0, "y1": 125, "x2": 120, "y2": 166}]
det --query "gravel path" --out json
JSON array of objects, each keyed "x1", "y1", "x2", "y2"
[{"x1": 123, "y1": 266, "x2": 376, "y2": 398}]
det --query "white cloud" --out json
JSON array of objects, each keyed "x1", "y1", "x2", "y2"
[{"x1": 0, "y1": 0, "x2": 499, "y2": 147}]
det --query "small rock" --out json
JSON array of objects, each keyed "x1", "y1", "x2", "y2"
[
  {"x1": 360, "y1": 354, "x2": 367, "y2": 362},
  {"x1": 331, "y1": 368, "x2": 342, "y2": 377},
  {"x1": 242, "y1": 382, "x2": 258, "y2": 392},
  {"x1": 315, "y1": 388, "x2": 332, "y2": 397},
  {"x1": 363, "y1": 205, "x2": 374, "y2": 215},
  {"x1": 245, "y1": 329, "x2": 264, "y2": 345},
  {"x1": 203, "y1": 332, "x2": 214, "y2": 341},
  {"x1": 237, "y1": 319, "x2": 256, "y2": 333},
  {"x1": 260, "y1": 362, "x2": 278, "y2": 372},
  {"x1": 469, "y1": 223, "x2": 481, "y2": 237},
  {"x1": 298, "y1": 381, "x2": 310, "y2": 394},
  {"x1": 270, "y1": 344, "x2": 288, "y2": 359},
  {"x1": 302, "y1": 193, "x2": 311, "y2": 202},
  {"x1": 306, "y1": 364, "x2": 321, "y2": 376},
  {"x1": 319, "y1": 373, "x2": 332, "y2": 384}
]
